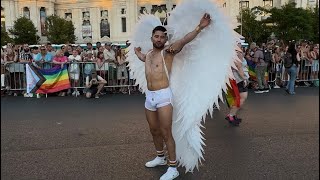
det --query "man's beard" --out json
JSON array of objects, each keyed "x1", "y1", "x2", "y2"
[
  {"x1": 153, "y1": 42, "x2": 165, "y2": 49},
  {"x1": 24, "y1": 49, "x2": 30, "y2": 52}
]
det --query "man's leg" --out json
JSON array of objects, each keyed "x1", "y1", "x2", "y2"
[
  {"x1": 157, "y1": 104, "x2": 179, "y2": 180},
  {"x1": 96, "y1": 84, "x2": 104, "y2": 95},
  {"x1": 255, "y1": 66, "x2": 264, "y2": 90},
  {"x1": 262, "y1": 66, "x2": 269, "y2": 88},
  {"x1": 145, "y1": 109, "x2": 164, "y2": 151},
  {"x1": 157, "y1": 105, "x2": 175, "y2": 161},
  {"x1": 144, "y1": 108, "x2": 167, "y2": 168}
]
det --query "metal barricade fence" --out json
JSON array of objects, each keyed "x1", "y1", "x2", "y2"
[
  {"x1": 0, "y1": 61, "x2": 138, "y2": 95},
  {"x1": 266, "y1": 60, "x2": 319, "y2": 86},
  {"x1": 1, "y1": 60, "x2": 318, "y2": 95}
]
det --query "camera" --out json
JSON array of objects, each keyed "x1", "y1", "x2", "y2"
[{"x1": 91, "y1": 79, "x2": 97, "y2": 84}]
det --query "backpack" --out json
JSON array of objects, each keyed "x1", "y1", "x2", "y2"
[
  {"x1": 283, "y1": 53, "x2": 293, "y2": 68},
  {"x1": 263, "y1": 49, "x2": 272, "y2": 64}
]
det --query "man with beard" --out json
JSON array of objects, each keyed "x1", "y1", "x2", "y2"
[
  {"x1": 19, "y1": 44, "x2": 33, "y2": 62},
  {"x1": 134, "y1": 13, "x2": 211, "y2": 180}
]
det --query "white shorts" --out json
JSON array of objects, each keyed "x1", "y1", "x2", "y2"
[
  {"x1": 312, "y1": 60, "x2": 319, "y2": 72},
  {"x1": 69, "y1": 73, "x2": 79, "y2": 80},
  {"x1": 145, "y1": 87, "x2": 172, "y2": 111}
]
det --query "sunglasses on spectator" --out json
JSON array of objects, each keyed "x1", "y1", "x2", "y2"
[{"x1": 41, "y1": 49, "x2": 46, "y2": 50}]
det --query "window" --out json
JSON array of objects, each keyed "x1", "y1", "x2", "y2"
[
  {"x1": 65, "y1": 13, "x2": 72, "y2": 21},
  {"x1": 139, "y1": 7, "x2": 147, "y2": 14},
  {"x1": 223, "y1": 2, "x2": 227, "y2": 7},
  {"x1": 40, "y1": 7, "x2": 47, "y2": 36},
  {"x1": 23, "y1": 7, "x2": 30, "y2": 19},
  {"x1": 239, "y1": 1, "x2": 249, "y2": 9},
  {"x1": 101, "y1": 10, "x2": 108, "y2": 18},
  {"x1": 263, "y1": 0, "x2": 273, "y2": 8},
  {"x1": 121, "y1": 8, "x2": 126, "y2": 14},
  {"x1": 121, "y1": 17, "x2": 126, "y2": 32},
  {"x1": 1, "y1": 7, "x2": 5, "y2": 27}
]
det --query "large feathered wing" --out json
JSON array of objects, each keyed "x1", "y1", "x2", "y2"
[
  {"x1": 127, "y1": 15, "x2": 162, "y2": 93},
  {"x1": 167, "y1": 0, "x2": 240, "y2": 172},
  {"x1": 127, "y1": 0, "x2": 241, "y2": 173}
]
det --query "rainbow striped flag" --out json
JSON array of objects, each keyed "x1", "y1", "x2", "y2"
[
  {"x1": 26, "y1": 64, "x2": 46, "y2": 93},
  {"x1": 225, "y1": 79, "x2": 240, "y2": 108},
  {"x1": 36, "y1": 65, "x2": 71, "y2": 94},
  {"x1": 246, "y1": 60, "x2": 257, "y2": 80},
  {"x1": 246, "y1": 59, "x2": 269, "y2": 81}
]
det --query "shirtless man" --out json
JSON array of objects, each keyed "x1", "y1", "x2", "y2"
[{"x1": 134, "y1": 13, "x2": 211, "y2": 180}]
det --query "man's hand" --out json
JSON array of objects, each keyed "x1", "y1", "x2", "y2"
[
  {"x1": 134, "y1": 47, "x2": 146, "y2": 62},
  {"x1": 199, "y1": 13, "x2": 211, "y2": 30},
  {"x1": 134, "y1": 47, "x2": 141, "y2": 54}
]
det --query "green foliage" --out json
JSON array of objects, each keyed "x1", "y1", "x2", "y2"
[
  {"x1": 46, "y1": 15, "x2": 77, "y2": 44},
  {"x1": 9, "y1": 17, "x2": 39, "y2": 45},
  {"x1": 1, "y1": 26, "x2": 13, "y2": 46},
  {"x1": 266, "y1": 2, "x2": 314, "y2": 43},
  {"x1": 235, "y1": 9, "x2": 270, "y2": 44},
  {"x1": 236, "y1": 2, "x2": 319, "y2": 44}
]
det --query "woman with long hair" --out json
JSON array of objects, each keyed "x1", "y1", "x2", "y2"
[{"x1": 284, "y1": 43, "x2": 301, "y2": 95}]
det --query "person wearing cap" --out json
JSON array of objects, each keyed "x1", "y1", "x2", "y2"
[
  {"x1": 85, "y1": 69, "x2": 107, "y2": 98},
  {"x1": 251, "y1": 43, "x2": 269, "y2": 93}
]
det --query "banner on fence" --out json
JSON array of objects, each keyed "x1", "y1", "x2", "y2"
[
  {"x1": 35, "y1": 65, "x2": 71, "y2": 94},
  {"x1": 26, "y1": 64, "x2": 46, "y2": 93}
]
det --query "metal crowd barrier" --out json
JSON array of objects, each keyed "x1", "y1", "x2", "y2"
[
  {"x1": 1, "y1": 60, "x2": 319, "y2": 96},
  {"x1": 1, "y1": 61, "x2": 138, "y2": 95},
  {"x1": 266, "y1": 60, "x2": 319, "y2": 86}
]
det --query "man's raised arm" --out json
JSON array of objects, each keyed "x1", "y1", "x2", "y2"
[
  {"x1": 134, "y1": 47, "x2": 146, "y2": 62},
  {"x1": 166, "y1": 13, "x2": 211, "y2": 55}
]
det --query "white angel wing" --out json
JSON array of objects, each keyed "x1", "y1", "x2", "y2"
[
  {"x1": 167, "y1": 0, "x2": 240, "y2": 172},
  {"x1": 127, "y1": 15, "x2": 162, "y2": 93}
]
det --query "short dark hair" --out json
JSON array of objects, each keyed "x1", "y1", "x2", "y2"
[{"x1": 152, "y1": 26, "x2": 167, "y2": 35}]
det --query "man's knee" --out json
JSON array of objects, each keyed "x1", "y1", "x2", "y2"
[
  {"x1": 160, "y1": 128, "x2": 172, "y2": 141},
  {"x1": 150, "y1": 128, "x2": 161, "y2": 137}
]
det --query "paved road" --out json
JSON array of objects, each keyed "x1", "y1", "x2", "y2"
[{"x1": 1, "y1": 88, "x2": 319, "y2": 180}]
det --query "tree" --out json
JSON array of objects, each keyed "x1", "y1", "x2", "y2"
[
  {"x1": 235, "y1": 8, "x2": 270, "y2": 44},
  {"x1": 310, "y1": 2, "x2": 319, "y2": 43},
  {"x1": 266, "y1": 3, "x2": 314, "y2": 43},
  {"x1": 9, "y1": 17, "x2": 39, "y2": 45},
  {"x1": 1, "y1": 26, "x2": 13, "y2": 46},
  {"x1": 46, "y1": 15, "x2": 76, "y2": 44}
]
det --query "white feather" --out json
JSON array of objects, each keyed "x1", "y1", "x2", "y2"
[
  {"x1": 127, "y1": 0, "x2": 241, "y2": 173},
  {"x1": 127, "y1": 15, "x2": 162, "y2": 93}
]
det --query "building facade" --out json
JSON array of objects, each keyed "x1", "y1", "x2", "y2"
[{"x1": 1, "y1": 0, "x2": 318, "y2": 44}]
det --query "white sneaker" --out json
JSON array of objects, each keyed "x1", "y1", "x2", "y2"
[
  {"x1": 72, "y1": 91, "x2": 76, "y2": 96},
  {"x1": 274, "y1": 85, "x2": 280, "y2": 88},
  {"x1": 160, "y1": 167, "x2": 179, "y2": 180},
  {"x1": 145, "y1": 157, "x2": 167, "y2": 168},
  {"x1": 76, "y1": 91, "x2": 80, "y2": 96}
]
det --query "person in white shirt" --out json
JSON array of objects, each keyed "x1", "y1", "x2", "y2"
[{"x1": 68, "y1": 50, "x2": 82, "y2": 96}]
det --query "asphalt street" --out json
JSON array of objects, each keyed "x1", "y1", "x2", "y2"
[{"x1": 1, "y1": 88, "x2": 319, "y2": 180}]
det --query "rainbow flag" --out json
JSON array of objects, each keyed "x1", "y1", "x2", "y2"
[
  {"x1": 246, "y1": 60, "x2": 269, "y2": 81},
  {"x1": 36, "y1": 65, "x2": 71, "y2": 94},
  {"x1": 246, "y1": 59, "x2": 257, "y2": 80},
  {"x1": 225, "y1": 79, "x2": 240, "y2": 108},
  {"x1": 26, "y1": 64, "x2": 46, "y2": 93}
]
